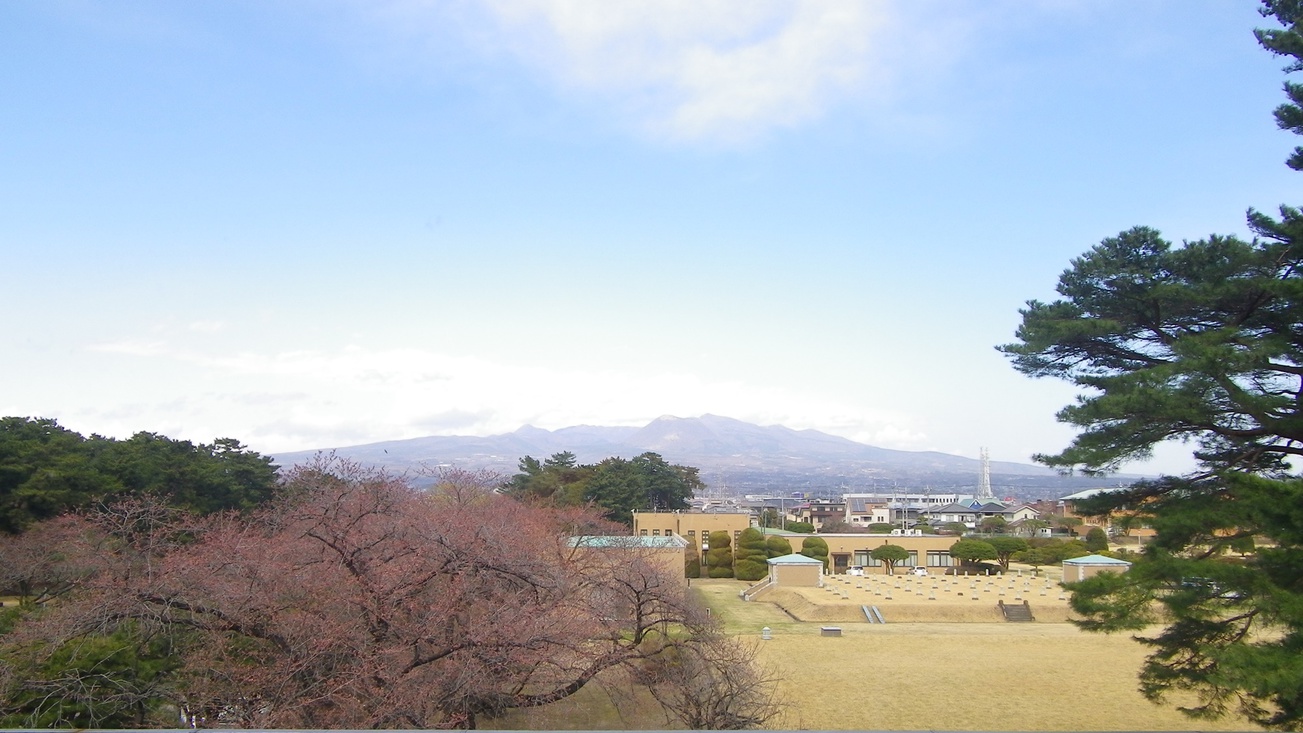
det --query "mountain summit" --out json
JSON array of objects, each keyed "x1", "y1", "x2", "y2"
[{"x1": 270, "y1": 415, "x2": 1119, "y2": 498}]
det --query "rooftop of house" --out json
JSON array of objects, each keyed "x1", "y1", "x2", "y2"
[
  {"x1": 567, "y1": 535, "x2": 689, "y2": 549},
  {"x1": 767, "y1": 553, "x2": 825, "y2": 565}
]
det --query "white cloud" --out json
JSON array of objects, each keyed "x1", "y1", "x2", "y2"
[
  {"x1": 382, "y1": 0, "x2": 898, "y2": 142},
  {"x1": 71, "y1": 341, "x2": 923, "y2": 455}
]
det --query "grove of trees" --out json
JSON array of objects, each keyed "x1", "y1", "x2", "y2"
[
  {"x1": 0, "y1": 417, "x2": 278, "y2": 534},
  {"x1": 503, "y1": 451, "x2": 703, "y2": 525},
  {"x1": 999, "y1": 3, "x2": 1303, "y2": 727}
]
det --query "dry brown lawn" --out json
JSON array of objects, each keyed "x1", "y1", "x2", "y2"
[
  {"x1": 699, "y1": 576, "x2": 1262, "y2": 731},
  {"x1": 495, "y1": 575, "x2": 1263, "y2": 730}
]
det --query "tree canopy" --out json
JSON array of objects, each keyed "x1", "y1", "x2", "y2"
[
  {"x1": 869, "y1": 544, "x2": 909, "y2": 575},
  {"x1": 985, "y1": 536, "x2": 1029, "y2": 571},
  {"x1": 948, "y1": 539, "x2": 996, "y2": 566},
  {"x1": 998, "y1": 4, "x2": 1303, "y2": 727},
  {"x1": 503, "y1": 451, "x2": 701, "y2": 525},
  {"x1": 0, "y1": 417, "x2": 278, "y2": 534}
]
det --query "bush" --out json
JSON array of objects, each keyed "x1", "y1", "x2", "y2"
[
  {"x1": 733, "y1": 528, "x2": 769, "y2": 581},
  {"x1": 867, "y1": 522, "x2": 895, "y2": 533},
  {"x1": 1085, "y1": 527, "x2": 1108, "y2": 552},
  {"x1": 764, "y1": 535, "x2": 792, "y2": 558},
  {"x1": 800, "y1": 536, "x2": 829, "y2": 570},
  {"x1": 705, "y1": 530, "x2": 733, "y2": 578},
  {"x1": 1039, "y1": 538, "x2": 1091, "y2": 563},
  {"x1": 685, "y1": 551, "x2": 701, "y2": 579},
  {"x1": 784, "y1": 521, "x2": 815, "y2": 534}
]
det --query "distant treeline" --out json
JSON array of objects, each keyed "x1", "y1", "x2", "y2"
[{"x1": 0, "y1": 417, "x2": 278, "y2": 533}]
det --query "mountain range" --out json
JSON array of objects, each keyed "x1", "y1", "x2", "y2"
[{"x1": 272, "y1": 414, "x2": 1125, "y2": 500}]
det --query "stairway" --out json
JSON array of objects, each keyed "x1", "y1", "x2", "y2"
[{"x1": 998, "y1": 600, "x2": 1035, "y2": 622}]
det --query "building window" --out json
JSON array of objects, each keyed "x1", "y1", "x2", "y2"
[
  {"x1": 903, "y1": 551, "x2": 918, "y2": 567},
  {"x1": 927, "y1": 551, "x2": 954, "y2": 567},
  {"x1": 652, "y1": 529, "x2": 660, "y2": 536},
  {"x1": 854, "y1": 551, "x2": 871, "y2": 567},
  {"x1": 639, "y1": 529, "x2": 648, "y2": 536},
  {"x1": 665, "y1": 528, "x2": 673, "y2": 537}
]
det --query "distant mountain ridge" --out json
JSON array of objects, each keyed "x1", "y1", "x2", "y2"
[{"x1": 271, "y1": 415, "x2": 1120, "y2": 499}]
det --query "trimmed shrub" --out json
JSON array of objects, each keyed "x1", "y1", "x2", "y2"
[
  {"x1": 685, "y1": 550, "x2": 701, "y2": 579},
  {"x1": 765, "y1": 535, "x2": 793, "y2": 558},
  {"x1": 800, "y1": 536, "x2": 829, "y2": 570},
  {"x1": 705, "y1": 530, "x2": 734, "y2": 578},
  {"x1": 733, "y1": 527, "x2": 769, "y2": 581}
]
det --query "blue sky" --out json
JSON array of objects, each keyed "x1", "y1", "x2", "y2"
[{"x1": 3, "y1": 1, "x2": 1297, "y2": 476}]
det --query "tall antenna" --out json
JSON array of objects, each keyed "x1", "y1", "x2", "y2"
[{"x1": 976, "y1": 447, "x2": 994, "y2": 500}]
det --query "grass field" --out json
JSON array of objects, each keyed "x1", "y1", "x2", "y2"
[{"x1": 497, "y1": 577, "x2": 1263, "y2": 731}]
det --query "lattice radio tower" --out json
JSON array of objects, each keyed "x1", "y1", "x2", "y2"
[{"x1": 976, "y1": 447, "x2": 994, "y2": 500}]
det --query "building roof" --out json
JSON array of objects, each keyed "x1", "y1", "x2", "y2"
[
  {"x1": 847, "y1": 497, "x2": 885, "y2": 513},
  {"x1": 1059, "y1": 487, "x2": 1127, "y2": 502},
  {"x1": 1063, "y1": 554, "x2": 1132, "y2": 566},
  {"x1": 767, "y1": 553, "x2": 825, "y2": 565},
  {"x1": 929, "y1": 502, "x2": 978, "y2": 514},
  {"x1": 567, "y1": 535, "x2": 688, "y2": 549}
]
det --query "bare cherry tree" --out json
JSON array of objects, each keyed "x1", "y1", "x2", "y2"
[
  {"x1": 636, "y1": 630, "x2": 785, "y2": 730},
  {"x1": 2, "y1": 457, "x2": 707, "y2": 729}
]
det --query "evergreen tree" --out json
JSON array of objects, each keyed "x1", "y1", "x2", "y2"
[
  {"x1": 869, "y1": 544, "x2": 909, "y2": 575},
  {"x1": 948, "y1": 539, "x2": 997, "y2": 567},
  {"x1": 987, "y1": 536, "x2": 1030, "y2": 571},
  {"x1": 999, "y1": 5, "x2": 1303, "y2": 726},
  {"x1": 1084, "y1": 528, "x2": 1109, "y2": 553}
]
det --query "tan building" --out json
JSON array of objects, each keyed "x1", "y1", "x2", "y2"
[
  {"x1": 632, "y1": 511, "x2": 752, "y2": 566},
  {"x1": 785, "y1": 531, "x2": 962, "y2": 575},
  {"x1": 1059, "y1": 489, "x2": 1157, "y2": 543},
  {"x1": 765, "y1": 553, "x2": 824, "y2": 587},
  {"x1": 786, "y1": 500, "x2": 846, "y2": 530},
  {"x1": 567, "y1": 534, "x2": 691, "y2": 586}
]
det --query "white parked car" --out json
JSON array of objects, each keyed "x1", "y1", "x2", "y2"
[{"x1": 911, "y1": 567, "x2": 929, "y2": 576}]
